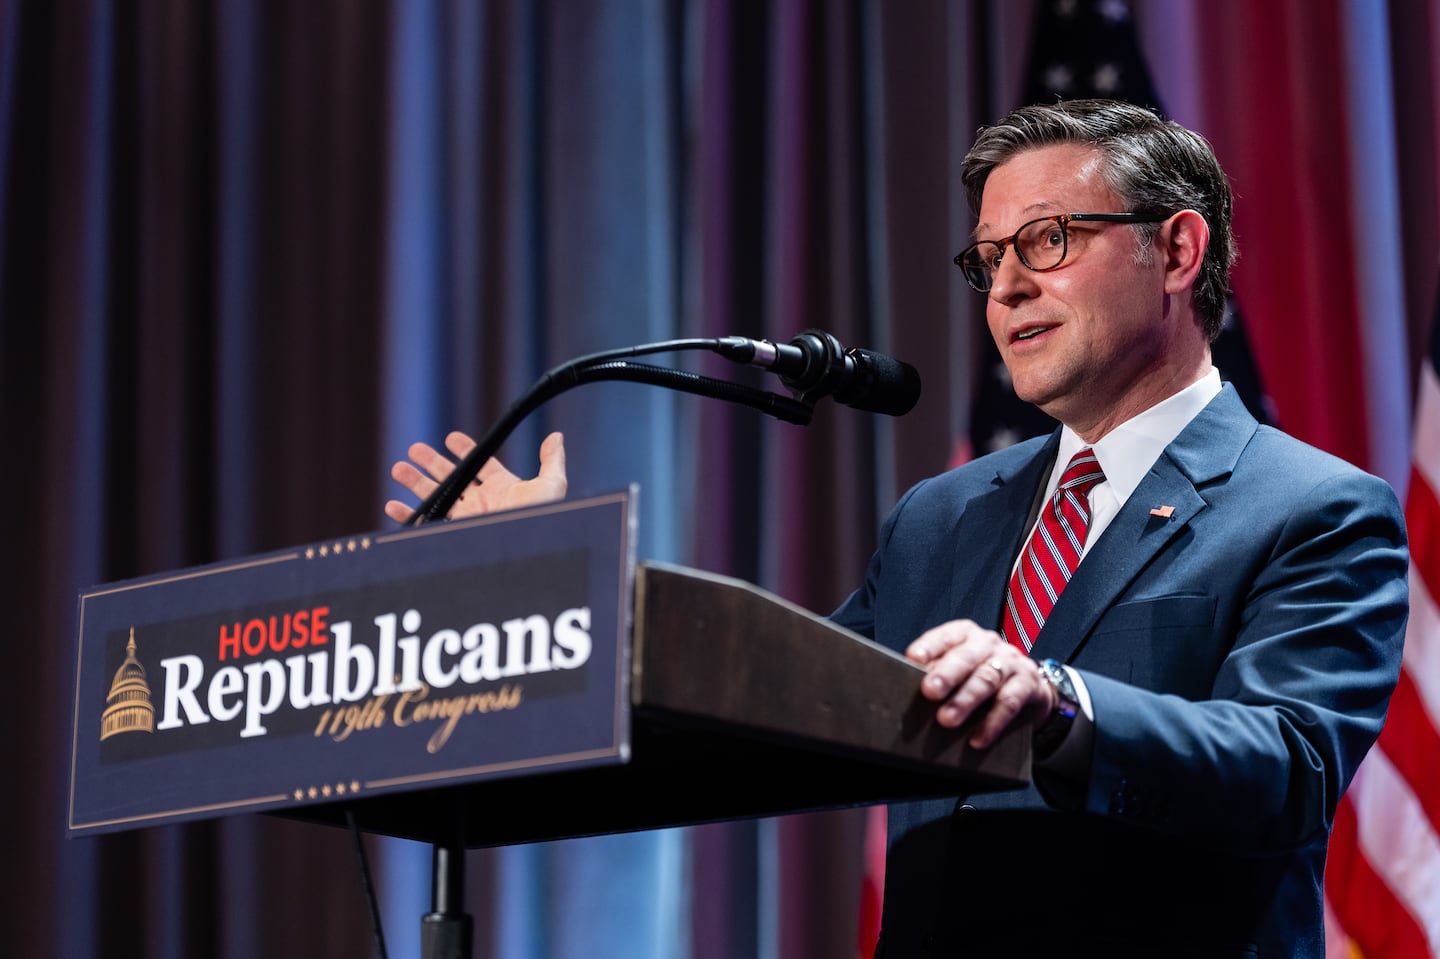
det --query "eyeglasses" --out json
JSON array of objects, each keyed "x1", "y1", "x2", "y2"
[{"x1": 954, "y1": 212, "x2": 1169, "y2": 293}]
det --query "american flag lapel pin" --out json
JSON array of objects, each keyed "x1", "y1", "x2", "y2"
[{"x1": 1149, "y1": 505, "x2": 1176, "y2": 518}]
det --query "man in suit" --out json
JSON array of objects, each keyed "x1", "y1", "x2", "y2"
[{"x1": 387, "y1": 100, "x2": 1409, "y2": 957}]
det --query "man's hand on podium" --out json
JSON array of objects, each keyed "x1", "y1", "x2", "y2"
[{"x1": 384, "y1": 430, "x2": 568, "y2": 523}]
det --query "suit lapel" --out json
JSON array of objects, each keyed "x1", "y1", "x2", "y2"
[{"x1": 1028, "y1": 385, "x2": 1258, "y2": 663}]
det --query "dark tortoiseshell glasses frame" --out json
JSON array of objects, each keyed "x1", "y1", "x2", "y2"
[{"x1": 955, "y1": 212, "x2": 1169, "y2": 293}]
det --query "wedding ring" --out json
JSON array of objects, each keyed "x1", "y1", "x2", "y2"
[{"x1": 985, "y1": 658, "x2": 1005, "y2": 679}]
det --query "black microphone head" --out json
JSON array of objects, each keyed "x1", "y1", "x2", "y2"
[{"x1": 834, "y1": 349, "x2": 922, "y2": 416}]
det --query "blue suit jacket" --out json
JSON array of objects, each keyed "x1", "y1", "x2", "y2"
[{"x1": 831, "y1": 386, "x2": 1409, "y2": 958}]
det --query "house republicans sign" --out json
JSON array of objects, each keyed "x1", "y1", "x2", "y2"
[{"x1": 68, "y1": 491, "x2": 635, "y2": 837}]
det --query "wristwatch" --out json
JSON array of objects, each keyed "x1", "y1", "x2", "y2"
[{"x1": 1033, "y1": 658, "x2": 1080, "y2": 760}]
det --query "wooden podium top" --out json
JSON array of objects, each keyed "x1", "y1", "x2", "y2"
[{"x1": 288, "y1": 562, "x2": 1029, "y2": 847}]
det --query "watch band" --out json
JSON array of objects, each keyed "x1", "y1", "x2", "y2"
[{"x1": 1033, "y1": 658, "x2": 1079, "y2": 760}]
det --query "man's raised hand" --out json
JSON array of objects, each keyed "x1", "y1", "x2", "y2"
[{"x1": 384, "y1": 430, "x2": 568, "y2": 523}]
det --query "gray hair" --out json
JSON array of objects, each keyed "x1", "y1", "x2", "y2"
[{"x1": 961, "y1": 99, "x2": 1236, "y2": 340}]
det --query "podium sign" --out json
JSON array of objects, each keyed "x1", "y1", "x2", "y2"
[{"x1": 69, "y1": 491, "x2": 636, "y2": 837}]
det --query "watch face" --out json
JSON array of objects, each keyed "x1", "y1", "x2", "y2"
[
  {"x1": 1039, "y1": 661, "x2": 1077, "y2": 713},
  {"x1": 1033, "y1": 661, "x2": 1077, "y2": 760},
  {"x1": 1041, "y1": 660, "x2": 1067, "y2": 691}
]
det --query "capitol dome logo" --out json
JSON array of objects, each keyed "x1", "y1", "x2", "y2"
[{"x1": 100, "y1": 628, "x2": 155, "y2": 741}]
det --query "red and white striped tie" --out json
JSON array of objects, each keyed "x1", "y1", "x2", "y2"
[{"x1": 1002, "y1": 448, "x2": 1106, "y2": 653}]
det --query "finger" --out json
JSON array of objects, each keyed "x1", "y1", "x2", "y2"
[
  {"x1": 536, "y1": 431, "x2": 568, "y2": 495},
  {"x1": 906, "y1": 619, "x2": 981, "y2": 665},
  {"x1": 408, "y1": 442, "x2": 459, "y2": 485},
  {"x1": 384, "y1": 499, "x2": 416, "y2": 524},
  {"x1": 921, "y1": 645, "x2": 995, "y2": 704},
  {"x1": 444, "y1": 431, "x2": 478, "y2": 460},
  {"x1": 391, "y1": 461, "x2": 439, "y2": 499},
  {"x1": 966, "y1": 665, "x2": 1043, "y2": 748},
  {"x1": 927, "y1": 653, "x2": 1006, "y2": 728},
  {"x1": 445, "y1": 431, "x2": 506, "y2": 483}
]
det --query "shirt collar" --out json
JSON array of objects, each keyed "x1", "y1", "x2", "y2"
[{"x1": 1053, "y1": 367, "x2": 1222, "y2": 507}]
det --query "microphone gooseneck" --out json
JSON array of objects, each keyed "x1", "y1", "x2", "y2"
[{"x1": 406, "y1": 331, "x2": 921, "y2": 525}]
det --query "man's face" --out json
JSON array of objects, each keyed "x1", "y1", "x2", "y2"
[{"x1": 976, "y1": 143, "x2": 1188, "y2": 440}]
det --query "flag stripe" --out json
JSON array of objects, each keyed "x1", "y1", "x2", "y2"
[
  {"x1": 1402, "y1": 558, "x2": 1440, "y2": 740},
  {"x1": 1412, "y1": 463, "x2": 1440, "y2": 608},
  {"x1": 1379, "y1": 665, "x2": 1440, "y2": 840},
  {"x1": 1405, "y1": 538, "x2": 1440, "y2": 708},
  {"x1": 1349, "y1": 746, "x2": 1440, "y2": 954},
  {"x1": 1409, "y1": 360, "x2": 1440, "y2": 597},
  {"x1": 1418, "y1": 340, "x2": 1440, "y2": 498},
  {"x1": 1329, "y1": 792, "x2": 1432, "y2": 959}
]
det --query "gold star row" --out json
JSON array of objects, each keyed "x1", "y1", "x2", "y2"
[
  {"x1": 305, "y1": 538, "x2": 373, "y2": 559},
  {"x1": 293, "y1": 781, "x2": 363, "y2": 801}
]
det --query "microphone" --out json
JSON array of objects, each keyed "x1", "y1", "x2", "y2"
[{"x1": 715, "y1": 329, "x2": 921, "y2": 416}]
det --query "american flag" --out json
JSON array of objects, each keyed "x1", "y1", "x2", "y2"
[{"x1": 1324, "y1": 297, "x2": 1440, "y2": 958}]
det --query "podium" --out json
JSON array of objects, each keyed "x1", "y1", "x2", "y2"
[
  {"x1": 280, "y1": 558, "x2": 1030, "y2": 847},
  {"x1": 69, "y1": 490, "x2": 1028, "y2": 953}
]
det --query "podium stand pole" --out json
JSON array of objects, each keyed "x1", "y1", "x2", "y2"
[{"x1": 420, "y1": 841, "x2": 473, "y2": 959}]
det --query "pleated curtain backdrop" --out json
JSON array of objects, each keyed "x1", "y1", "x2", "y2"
[{"x1": 3, "y1": 1, "x2": 1437, "y2": 958}]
